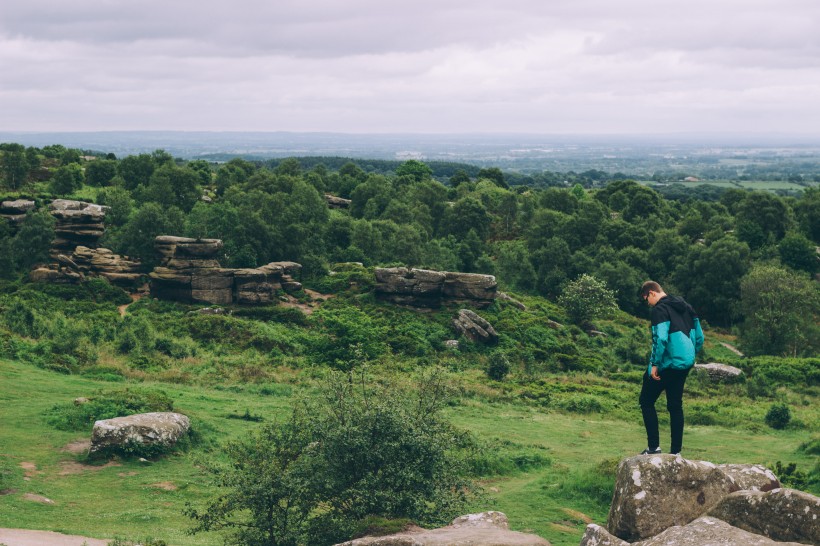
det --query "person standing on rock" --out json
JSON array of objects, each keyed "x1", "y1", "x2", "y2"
[{"x1": 637, "y1": 281, "x2": 703, "y2": 456}]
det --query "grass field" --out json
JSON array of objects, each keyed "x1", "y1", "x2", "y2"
[{"x1": 1, "y1": 357, "x2": 817, "y2": 546}]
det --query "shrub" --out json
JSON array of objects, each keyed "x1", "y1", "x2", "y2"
[
  {"x1": 558, "y1": 394, "x2": 604, "y2": 414},
  {"x1": 486, "y1": 352, "x2": 511, "y2": 381},
  {"x1": 558, "y1": 274, "x2": 618, "y2": 327},
  {"x1": 765, "y1": 403, "x2": 791, "y2": 429},
  {"x1": 187, "y1": 369, "x2": 474, "y2": 546},
  {"x1": 45, "y1": 388, "x2": 174, "y2": 431}
]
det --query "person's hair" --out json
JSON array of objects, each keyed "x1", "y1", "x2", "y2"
[{"x1": 639, "y1": 281, "x2": 662, "y2": 298}]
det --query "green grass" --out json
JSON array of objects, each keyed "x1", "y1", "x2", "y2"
[{"x1": 1, "y1": 358, "x2": 817, "y2": 546}]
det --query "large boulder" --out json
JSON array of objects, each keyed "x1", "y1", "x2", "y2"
[
  {"x1": 630, "y1": 516, "x2": 805, "y2": 546},
  {"x1": 90, "y1": 412, "x2": 190, "y2": 455},
  {"x1": 708, "y1": 488, "x2": 820, "y2": 545},
  {"x1": 334, "y1": 511, "x2": 550, "y2": 546},
  {"x1": 453, "y1": 309, "x2": 499, "y2": 345},
  {"x1": 693, "y1": 363, "x2": 744, "y2": 383},
  {"x1": 607, "y1": 455, "x2": 740, "y2": 541},
  {"x1": 442, "y1": 271, "x2": 497, "y2": 304}
]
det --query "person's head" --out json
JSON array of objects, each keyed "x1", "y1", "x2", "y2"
[{"x1": 639, "y1": 281, "x2": 666, "y2": 307}]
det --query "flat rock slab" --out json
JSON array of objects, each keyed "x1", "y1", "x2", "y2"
[
  {"x1": 0, "y1": 528, "x2": 108, "y2": 546},
  {"x1": 631, "y1": 516, "x2": 806, "y2": 546},
  {"x1": 336, "y1": 512, "x2": 549, "y2": 546},
  {"x1": 693, "y1": 363, "x2": 744, "y2": 383},
  {"x1": 708, "y1": 488, "x2": 820, "y2": 545}
]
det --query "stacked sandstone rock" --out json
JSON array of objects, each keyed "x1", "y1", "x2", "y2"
[
  {"x1": 0, "y1": 199, "x2": 35, "y2": 228},
  {"x1": 580, "y1": 454, "x2": 819, "y2": 546},
  {"x1": 149, "y1": 236, "x2": 302, "y2": 305},
  {"x1": 374, "y1": 267, "x2": 497, "y2": 308},
  {"x1": 49, "y1": 199, "x2": 107, "y2": 255},
  {"x1": 27, "y1": 200, "x2": 144, "y2": 287}
]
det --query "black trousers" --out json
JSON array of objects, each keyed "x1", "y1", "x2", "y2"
[{"x1": 639, "y1": 368, "x2": 690, "y2": 454}]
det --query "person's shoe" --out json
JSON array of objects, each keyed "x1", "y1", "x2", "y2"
[{"x1": 640, "y1": 447, "x2": 662, "y2": 455}]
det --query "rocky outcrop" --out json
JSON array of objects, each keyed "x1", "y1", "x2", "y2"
[
  {"x1": 0, "y1": 199, "x2": 35, "y2": 227},
  {"x1": 149, "y1": 236, "x2": 302, "y2": 305},
  {"x1": 693, "y1": 363, "x2": 744, "y2": 383},
  {"x1": 374, "y1": 267, "x2": 497, "y2": 308},
  {"x1": 335, "y1": 511, "x2": 550, "y2": 546},
  {"x1": 632, "y1": 516, "x2": 804, "y2": 546},
  {"x1": 90, "y1": 412, "x2": 190, "y2": 455},
  {"x1": 325, "y1": 194, "x2": 352, "y2": 209},
  {"x1": 607, "y1": 455, "x2": 740, "y2": 541},
  {"x1": 49, "y1": 199, "x2": 108, "y2": 254},
  {"x1": 30, "y1": 245, "x2": 142, "y2": 288},
  {"x1": 604, "y1": 455, "x2": 818, "y2": 546},
  {"x1": 453, "y1": 309, "x2": 498, "y2": 345},
  {"x1": 708, "y1": 488, "x2": 820, "y2": 545}
]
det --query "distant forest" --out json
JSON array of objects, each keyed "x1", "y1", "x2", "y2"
[{"x1": 1, "y1": 142, "x2": 818, "y2": 356}]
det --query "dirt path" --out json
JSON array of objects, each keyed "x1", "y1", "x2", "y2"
[
  {"x1": 720, "y1": 341, "x2": 745, "y2": 357},
  {"x1": 117, "y1": 292, "x2": 143, "y2": 317},
  {"x1": 278, "y1": 288, "x2": 333, "y2": 315},
  {"x1": 0, "y1": 528, "x2": 109, "y2": 546}
]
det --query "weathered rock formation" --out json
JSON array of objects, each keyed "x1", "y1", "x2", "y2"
[
  {"x1": 30, "y1": 245, "x2": 143, "y2": 287},
  {"x1": 708, "y1": 488, "x2": 820, "y2": 545},
  {"x1": 325, "y1": 194, "x2": 352, "y2": 209},
  {"x1": 90, "y1": 412, "x2": 190, "y2": 455},
  {"x1": 49, "y1": 199, "x2": 108, "y2": 254},
  {"x1": 374, "y1": 267, "x2": 497, "y2": 308},
  {"x1": 0, "y1": 199, "x2": 35, "y2": 227},
  {"x1": 599, "y1": 454, "x2": 819, "y2": 546},
  {"x1": 149, "y1": 236, "x2": 302, "y2": 305},
  {"x1": 607, "y1": 455, "x2": 741, "y2": 542},
  {"x1": 335, "y1": 511, "x2": 550, "y2": 546},
  {"x1": 453, "y1": 309, "x2": 499, "y2": 345},
  {"x1": 693, "y1": 362, "x2": 744, "y2": 383}
]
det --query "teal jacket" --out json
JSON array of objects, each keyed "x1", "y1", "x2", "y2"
[{"x1": 648, "y1": 295, "x2": 704, "y2": 376}]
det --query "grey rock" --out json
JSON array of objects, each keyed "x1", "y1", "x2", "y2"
[
  {"x1": 631, "y1": 516, "x2": 805, "y2": 546},
  {"x1": 90, "y1": 412, "x2": 190, "y2": 455},
  {"x1": 334, "y1": 511, "x2": 550, "y2": 546},
  {"x1": 453, "y1": 309, "x2": 499, "y2": 345},
  {"x1": 607, "y1": 455, "x2": 740, "y2": 541},
  {"x1": 579, "y1": 524, "x2": 628, "y2": 546},
  {"x1": 708, "y1": 488, "x2": 820, "y2": 545},
  {"x1": 325, "y1": 194, "x2": 352, "y2": 209},
  {"x1": 0, "y1": 199, "x2": 35, "y2": 214},
  {"x1": 497, "y1": 292, "x2": 526, "y2": 310},
  {"x1": 694, "y1": 363, "x2": 744, "y2": 383},
  {"x1": 716, "y1": 463, "x2": 780, "y2": 492},
  {"x1": 442, "y1": 271, "x2": 497, "y2": 302}
]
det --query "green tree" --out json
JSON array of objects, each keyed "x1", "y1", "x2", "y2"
[
  {"x1": 673, "y1": 237, "x2": 750, "y2": 327},
  {"x1": 84, "y1": 159, "x2": 118, "y2": 186},
  {"x1": 449, "y1": 169, "x2": 470, "y2": 187},
  {"x1": 735, "y1": 192, "x2": 791, "y2": 248},
  {"x1": 477, "y1": 167, "x2": 508, "y2": 189},
  {"x1": 12, "y1": 210, "x2": 56, "y2": 270},
  {"x1": 778, "y1": 232, "x2": 818, "y2": 274},
  {"x1": 117, "y1": 154, "x2": 156, "y2": 190},
  {"x1": 136, "y1": 164, "x2": 201, "y2": 212},
  {"x1": 187, "y1": 371, "x2": 473, "y2": 546},
  {"x1": 558, "y1": 274, "x2": 618, "y2": 327},
  {"x1": 740, "y1": 264, "x2": 820, "y2": 357},
  {"x1": 1, "y1": 143, "x2": 31, "y2": 189},
  {"x1": 49, "y1": 163, "x2": 85, "y2": 195},
  {"x1": 395, "y1": 160, "x2": 432, "y2": 182},
  {"x1": 113, "y1": 203, "x2": 184, "y2": 267},
  {"x1": 97, "y1": 186, "x2": 133, "y2": 227}
]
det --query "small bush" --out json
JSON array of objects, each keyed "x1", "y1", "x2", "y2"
[
  {"x1": 486, "y1": 352, "x2": 511, "y2": 381},
  {"x1": 558, "y1": 394, "x2": 604, "y2": 414},
  {"x1": 765, "y1": 403, "x2": 792, "y2": 429},
  {"x1": 232, "y1": 306, "x2": 309, "y2": 326},
  {"x1": 45, "y1": 388, "x2": 174, "y2": 431}
]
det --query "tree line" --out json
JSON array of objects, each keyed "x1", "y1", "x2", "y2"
[{"x1": 1, "y1": 143, "x2": 818, "y2": 357}]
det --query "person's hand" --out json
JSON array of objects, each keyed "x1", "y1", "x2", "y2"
[{"x1": 650, "y1": 366, "x2": 660, "y2": 380}]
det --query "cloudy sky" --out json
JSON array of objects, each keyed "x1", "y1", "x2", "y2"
[{"x1": 2, "y1": 0, "x2": 819, "y2": 135}]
